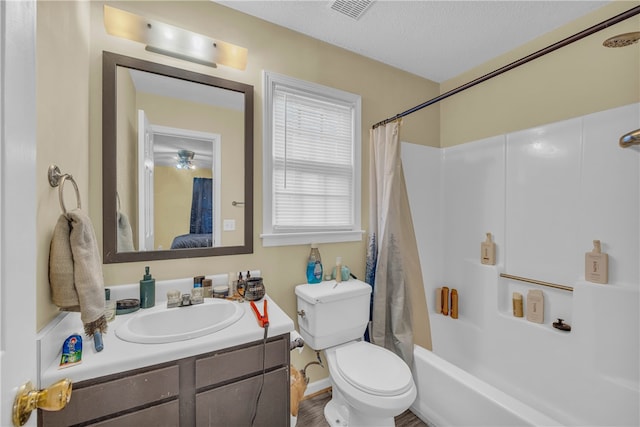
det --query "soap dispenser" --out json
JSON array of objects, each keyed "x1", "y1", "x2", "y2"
[{"x1": 140, "y1": 266, "x2": 155, "y2": 309}]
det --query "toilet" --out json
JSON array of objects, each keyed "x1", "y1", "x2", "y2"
[{"x1": 295, "y1": 279, "x2": 416, "y2": 427}]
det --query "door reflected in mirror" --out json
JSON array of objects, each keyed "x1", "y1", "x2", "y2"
[{"x1": 103, "y1": 52, "x2": 253, "y2": 263}]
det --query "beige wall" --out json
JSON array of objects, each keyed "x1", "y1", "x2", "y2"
[
  {"x1": 36, "y1": 1, "x2": 91, "y2": 329},
  {"x1": 154, "y1": 166, "x2": 212, "y2": 249},
  {"x1": 36, "y1": 0, "x2": 638, "y2": 385},
  {"x1": 439, "y1": 1, "x2": 640, "y2": 147}
]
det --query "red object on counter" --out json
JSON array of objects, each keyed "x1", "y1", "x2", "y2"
[{"x1": 250, "y1": 300, "x2": 269, "y2": 328}]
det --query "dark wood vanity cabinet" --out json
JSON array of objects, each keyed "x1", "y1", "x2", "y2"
[
  {"x1": 195, "y1": 367, "x2": 289, "y2": 427},
  {"x1": 39, "y1": 334, "x2": 290, "y2": 427}
]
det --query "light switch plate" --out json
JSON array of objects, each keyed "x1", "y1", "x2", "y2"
[{"x1": 223, "y1": 219, "x2": 235, "y2": 231}]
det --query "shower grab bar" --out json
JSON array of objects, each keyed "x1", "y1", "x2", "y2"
[{"x1": 499, "y1": 273, "x2": 573, "y2": 292}]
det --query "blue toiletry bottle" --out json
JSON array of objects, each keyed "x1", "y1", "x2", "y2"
[
  {"x1": 306, "y1": 244, "x2": 323, "y2": 284},
  {"x1": 140, "y1": 266, "x2": 155, "y2": 308}
]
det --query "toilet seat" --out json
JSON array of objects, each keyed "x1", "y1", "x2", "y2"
[{"x1": 334, "y1": 341, "x2": 413, "y2": 397}]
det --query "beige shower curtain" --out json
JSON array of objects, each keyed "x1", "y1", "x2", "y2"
[{"x1": 365, "y1": 121, "x2": 432, "y2": 366}]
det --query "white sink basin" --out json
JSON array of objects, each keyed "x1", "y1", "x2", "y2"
[{"x1": 115, "y1": 299, "x2": 244, "y2": 344}]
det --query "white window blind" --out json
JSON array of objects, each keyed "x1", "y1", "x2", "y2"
[
  {"x1": 262, "y1": 71, "x2": 362, "y2": 246},
  {"x1": 273, "y1": 87, "x2": 354, "y2": 231}
]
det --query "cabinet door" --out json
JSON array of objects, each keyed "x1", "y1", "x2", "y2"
[{"x1": 196, "y1": 367, "x2": 289, "y2": 427}]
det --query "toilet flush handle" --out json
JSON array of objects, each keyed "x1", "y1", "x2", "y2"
[{"x1": 297, "y1": 309, "x2": 306, "y2": 318}]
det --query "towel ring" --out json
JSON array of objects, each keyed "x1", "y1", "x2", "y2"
[{"x1": 48, "y1": 164, "x2": 81, "y2": 215}]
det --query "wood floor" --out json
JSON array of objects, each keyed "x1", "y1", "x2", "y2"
[{"x1": 296, "y1": 390, "x2": 428, "y2": 427}]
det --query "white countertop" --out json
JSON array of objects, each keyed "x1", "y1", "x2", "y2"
[{"x1": 38, "y1": 292, "x2": 294, "y2": 387}]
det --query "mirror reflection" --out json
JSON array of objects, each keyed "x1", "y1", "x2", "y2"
[{"x1": 103, "y1": 52, "x2": 254, "y2": 263}]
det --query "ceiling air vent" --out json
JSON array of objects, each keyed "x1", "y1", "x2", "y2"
[{"x1": 331, "y1": 0, "x2": 373, "y2": 20}]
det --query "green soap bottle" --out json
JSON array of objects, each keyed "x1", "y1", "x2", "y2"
[{"x1": 140, "y1": 266, "x2": 155, "y2": 308}]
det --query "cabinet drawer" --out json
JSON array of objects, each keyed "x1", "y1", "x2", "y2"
[
  {"x1": 90, "y1": 400, "x2": 179, "y2": 427},
  {"x1": 195, "y1": 366, "x2": 289, "y2": 427},
  {"x1": 40, "y1": 365, "x2": 179, "y2": 426},
  {"x1": 195, "y1": 335, "x2": 288, "y2": 389}
]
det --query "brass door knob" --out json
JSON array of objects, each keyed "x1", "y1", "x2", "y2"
[{"x1": 12, "y1": 379, "x2": 72, "y2": 426}]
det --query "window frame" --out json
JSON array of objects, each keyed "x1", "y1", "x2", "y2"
[{"x1": 261, "y1": 70, "x2": 363, "y2": 247}]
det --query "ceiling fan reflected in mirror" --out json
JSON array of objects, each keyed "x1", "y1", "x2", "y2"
[{"x1": 176, "y1": 149, "x2": 196, "y2": 170}]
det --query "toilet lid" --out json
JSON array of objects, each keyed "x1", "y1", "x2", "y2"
[{"x1": 335, "y1": 341, "x2": 413, "y2": 397}]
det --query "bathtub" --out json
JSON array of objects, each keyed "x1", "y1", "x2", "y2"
[
  {"x1": 411, "y1": 345, "x2": 560, "y2": 427},
  {"x1": 409, "y1": 280, "x2": 640, "y2": 427}
]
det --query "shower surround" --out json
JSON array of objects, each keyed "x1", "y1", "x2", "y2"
[{"x1": 402, "y1": 102, "x2": 639, "y2": 426}]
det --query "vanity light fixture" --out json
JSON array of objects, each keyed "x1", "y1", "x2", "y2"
[{"x1": 103, "y1": 5, "x2": 247, "y2": 70}]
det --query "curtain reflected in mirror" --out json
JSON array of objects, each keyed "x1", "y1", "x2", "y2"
[{"x1": 103, "y1": 52, "x2": 253, "y2": 263}]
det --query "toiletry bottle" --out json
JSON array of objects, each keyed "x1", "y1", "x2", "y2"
[
  {"x1": 512, "y1": 292, "x2": 524, "y2": 317},
  {"x1": 191, "y1": 275, "x2": 204, "y2": 303},
  {"x1": 306, "y1": 243, "x2": 323, "y2": 284},
  {"x1": 450, "y1": 289, "x2": 459, "y2": 319},
  {"x1": 202, "y1": 279, "x2": 213, "y2": 298},
  {"x1": 585, "y1": 240, "x2": 608, "y2": 284},
  {"x1": 104, "y1": 288, "x2": 116, "y2": 322},
  {"x1": 237, "y1": 272, "x2": 245, "y2": 296},
  {"x1": 441, "y1": 287, "x2": 450, "y2": 316},
  {"x1": 481, "y1": 232, "x2": 496, "y2": 265},
  {"x1": 526, "y1": 289, "x2": 544, "y2": 323},
  {"x1": 228, "y1": 272, "x2": 235, "y2": 296},
  {"x1": 435, "y1": 288, "x2": 442, "y2": 314},
  {"x1": 335, "y1": 257, "x2": 343, "y2": 284},
  {"x1": 139, "y1": 266, "x2": 155, "y2": 309}
]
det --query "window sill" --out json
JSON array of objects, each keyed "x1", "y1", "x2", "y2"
[{"x1": 260, "y1": 230, "x2": 364, "y2": 247}]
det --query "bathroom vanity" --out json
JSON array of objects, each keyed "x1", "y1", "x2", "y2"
[{"x1": 37, "y1": 288, "x2": 294, "y2": 427}]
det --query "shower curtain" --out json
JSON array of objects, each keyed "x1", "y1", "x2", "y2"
[
  {"x1": 190, "y1": 177, "x2": 213, "y2": 234},
  {"x1": 365, "y1": 121, "x2": 432, "y2": 366}
]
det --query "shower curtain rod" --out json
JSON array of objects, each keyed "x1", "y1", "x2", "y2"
[{"x1": 372, "y1": 5, "x2": 640, "y2": 129}]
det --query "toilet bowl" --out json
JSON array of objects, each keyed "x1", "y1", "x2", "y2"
[
  {"x1": 324, "y1": 341, "x2": 416, "y2": 426},
  {"x1": 295, "y1": 280, "x2": 417, "y2": 426}
]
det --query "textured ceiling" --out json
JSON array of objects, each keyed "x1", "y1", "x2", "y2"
[{"x1": 217, "y1": 0, "x2": 610, "y2": 82}]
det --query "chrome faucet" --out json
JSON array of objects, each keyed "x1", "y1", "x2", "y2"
[
  {"x1": 166, "y1": 292, "x2": 203, "y2": 308},
  {"x1": 181, "y1": 293, "x2": 192, "y2": 306}
]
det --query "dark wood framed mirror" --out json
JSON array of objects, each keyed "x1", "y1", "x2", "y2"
[{"x1": 102, "y1": 51, "x2": 253, "y2": 263}]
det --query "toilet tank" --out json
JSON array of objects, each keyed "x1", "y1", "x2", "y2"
[{"x1": 295, "y1": 279, "x2": 372, "y2": 350}]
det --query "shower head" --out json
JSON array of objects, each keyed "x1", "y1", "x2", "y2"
[
  {"x1": 620, "y1": 128, "x2": 640, "y2": 148},
  {"x1": 603, "y1": 32, "x2": 640, "y2": 48}
]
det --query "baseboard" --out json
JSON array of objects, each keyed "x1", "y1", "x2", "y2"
[{"x1": 304, "y1": 377, "x2": 331, "y2": 398}]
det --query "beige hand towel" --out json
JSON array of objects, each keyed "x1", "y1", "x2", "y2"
[
  {"x1": 49, "y1": 209, "x2": 107, "y2": 336},
  {"x1": 49, "y1": 214, "x2": 79, "y2": 310}
]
